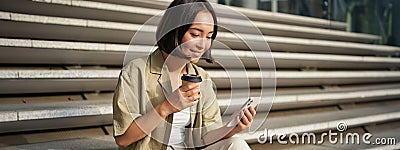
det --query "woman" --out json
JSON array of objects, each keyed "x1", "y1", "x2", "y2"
[{"x1": 113, "y1": 0, "x2": 256, "y2": 149}]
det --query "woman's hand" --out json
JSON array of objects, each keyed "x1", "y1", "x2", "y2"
[
  {"x1": 203, "y1": 106, "x2": 256, "y2": 145},
  {"x1": 232, "y1": 106, "x2": 256, "y2": 133},
  {"x1": 163, "y1": 82, "x2": 201, "y2": 115}
]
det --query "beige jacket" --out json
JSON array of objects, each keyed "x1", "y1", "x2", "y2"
[{"x1": 113, "y1": 49, "x2": 222, "y2": 149}]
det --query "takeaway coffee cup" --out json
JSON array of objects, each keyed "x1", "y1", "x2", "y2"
[{"x1": 181, "y1": 74, "x2": 202, "y2": 86}]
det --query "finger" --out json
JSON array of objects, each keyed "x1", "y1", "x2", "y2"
[
  {"x1": 236, "y1": 116, "x2": 246, "y2": 130},
  {"x1": 241, "y1": 111, "x2": 250, "y2": 125},
  {"x1": 192, "y1": 94, "x2": 201, "y2": 101},
  {"x1": 243, "y1": 108, "x2": 253, "y2": 123},
  {"x1": 189, "y1": 100, "x2": 199, "y2": 107},
  {"x1": 180, "y1": 90, "x2": 189, "y2": 97},
  {"x1": 191, "y1": 88, "x2": 200, "y2": 96},
  {"x1": 186, "y1": 94, "x2": 200, "y2": 102},
  {"x1": 181, "y1": 88, "x2": 200, "y2": 97},
  {"x1": 180, "y1": 83, "x2": 200, "y2": 92},
  {"x1": 180, "y1": 83, "x2": 199, "y2": 92},
  {"x1": 235, "y1": 115, "x2": 241, "y2": 127},
  {"x1": 248, "y1": 106, "x2": 256, "y2": 116}
]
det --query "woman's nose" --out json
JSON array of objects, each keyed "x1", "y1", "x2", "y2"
[{"x1": 195, "y1": 38, "x2": 206, "y2": 50}]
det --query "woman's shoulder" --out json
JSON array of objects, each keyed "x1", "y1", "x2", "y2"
[{"x1": 121, "y1": 56, "x2": 149, "y2": 73}]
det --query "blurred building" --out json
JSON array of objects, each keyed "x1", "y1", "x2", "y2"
[{"x1": 219, "y1": 0, "x2": 400, "y2": 46}]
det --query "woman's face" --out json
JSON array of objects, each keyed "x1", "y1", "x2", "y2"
[{"x1": 180, "y1": 10, "x2": 214, "y2": 64}]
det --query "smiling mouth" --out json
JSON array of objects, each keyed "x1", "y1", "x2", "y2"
[{"x1": 190, "y1": 49, "x2": 202, "y2": 54}]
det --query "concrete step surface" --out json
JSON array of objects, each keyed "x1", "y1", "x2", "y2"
[
  {"x1": 1, "y1": 38, "x2": 399, "y2": 69},
  {"x1": 0, "y1": 0, "x2": 378, "y2": 43},
  {"x1": 1, "y1": 69, "x2": 400, "y2": 94},
  {"x1": 238, "y1": 101, "x2": 400, "y2": 144},
  {"x1": 0, "y1": 88, "x2": 399, "y2": 133},
  {"x1": 0, "y1": 11, "x2": 398, "y2": 56},
  {"x1": 90, "y1": 0, "x2": 348, "y2": 30},
  {"x1": 0, "y1": 104, "x2": 398, "y2": 149}
]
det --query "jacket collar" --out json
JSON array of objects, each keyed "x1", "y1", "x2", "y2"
[
  {"x1": 149, "y1": 49, "x2": 198, "y2": 75},
  {"x1": 149, "y1": 49, "x2": 164, "y2": 75}
]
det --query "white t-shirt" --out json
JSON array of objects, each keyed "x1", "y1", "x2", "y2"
[{"x1": 168, "y1": 107, "x2": 191, "y2": 145}]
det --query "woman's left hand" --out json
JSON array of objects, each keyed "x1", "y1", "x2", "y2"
[
  {"x1": 204, "y1": 106, "x2": 257, "y2": 144},
  {"x1": 233, "y1": 106, "x2": 256, "y2": 132}
]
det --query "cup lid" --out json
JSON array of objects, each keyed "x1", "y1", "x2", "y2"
[{"x1": 181, "y1": 74, "x2": 202, "y2": 83}]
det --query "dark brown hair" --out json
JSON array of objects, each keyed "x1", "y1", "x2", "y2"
[{"x1": 156, "y1": 0, "x2": 218, "y2": 63}]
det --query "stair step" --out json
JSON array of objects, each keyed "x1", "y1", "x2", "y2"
[
  {"x1": 0, "y1": 102, "x2": 398, "y2": 148},
  {"x1": 318, "y1": 121, "x2": 400, "y2": 149},
  {"x1": 0, "y1": 126, "x2": 108, "y2": 148},
  {"x1": 220, "y1": 85, "x2": 400, "y2": 112},
  {"x1": 77, "y1": 83, "x2": 400, "y2": 112},
  {"x1": 1, "y1": 38, "x2": 400, "y2": 69},
  {"x1": 249, "y1": 123, "x2": 400, "y2": 149},
  {"x1": 0, "y1": 0, "x2": 378, "y2": 43},
  {"x1": 87, "y1": 0, "x2": 348, "y2": 30},
  {"x1": 0, "y1": 135, "x2": 117, "y2": 150},
  {"x1": 238, "y1": 102, "x2": 400, "y2": 144},
  {"x1": 2, "y1": 122, "x2": 397, "y2": 150},
  {"x1": 0, "y1": 12, "x2": 397, "y2": 56},
  {"x1": 0, "y1": 100, "x2": 112, "y2": 133},
  {"x1": 0, "y1": 86, "x2": 399, "y2": 133},
  {"x1": 0, "y1": 94, "x2": 84, "y2": 105},
  {"x1": 1, "y1": 69, "x2": 400, "y2": 93}
]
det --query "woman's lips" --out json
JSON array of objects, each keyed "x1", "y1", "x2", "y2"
[{"x1": 190, "y1": 49, "x2": 203, "y2": 57}]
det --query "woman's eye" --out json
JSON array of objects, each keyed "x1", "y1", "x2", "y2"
[
  {"x1": 206, "y1": 37, "x2": 212, "y2": 39},
  {"x1": 190, "y1": 33, "x2": 200, "y2": 37}
]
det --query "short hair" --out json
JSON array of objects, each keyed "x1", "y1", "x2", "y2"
[{"x1": 156, "y1": 0, "x2": 218, "y2": 63}]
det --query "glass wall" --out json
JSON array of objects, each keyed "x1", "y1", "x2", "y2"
[
  {"x1": 217, "y1": 0, "x2": 400, "y2": 46},
  {"x1": 346, "y1": 0, "x2": 398, "y2": 46}
]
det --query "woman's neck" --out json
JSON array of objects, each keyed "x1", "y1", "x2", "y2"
[
  {"x1": 161, "y1": 50, "x2": 188, "y2": 74},
  {"x1": 161, "y1": 50, "x2": 191, "y2": 90}
]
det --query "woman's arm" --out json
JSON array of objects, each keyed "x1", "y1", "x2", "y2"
[
  {"x1": 114, "y1": 100, "x2": 173, "y2": 147},
  {"x1": 203, "y1": 106, "x2": 256, "y2": 145},
  {"x1": 114, "y1": 83, "x2": 201, "y2": 147}
]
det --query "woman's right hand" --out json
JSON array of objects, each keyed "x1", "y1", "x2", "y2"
[
  {"x1": 114, "y1": 82, "x2": 201, "y2": 147},
  {"x1": 164, "y1": 82, "x2": 201, "y2": 114}
]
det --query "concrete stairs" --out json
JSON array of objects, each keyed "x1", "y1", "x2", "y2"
[{"x1": 0, "y1": 0, "x2": 399, "y2": 149}]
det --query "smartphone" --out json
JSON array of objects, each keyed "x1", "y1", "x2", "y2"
[{"x1": 226, "y1": 97, "x2": 260, "y2": 127}]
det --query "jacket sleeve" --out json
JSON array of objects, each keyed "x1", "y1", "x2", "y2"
[
  {"x1": 112, "y1": 69, "x2": 143, "y2": 137},
  {"x1": 200, "y1": 72, "x2": 223, "y2": 138}
]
